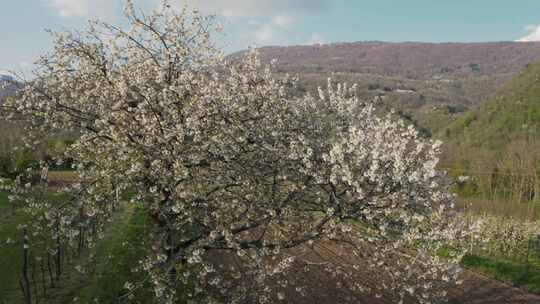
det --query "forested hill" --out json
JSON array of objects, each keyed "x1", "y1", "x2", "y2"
[
  {"x1": 238, "y1": 41, "x2": 540, "y2": 133},
  {"x1": 252, "y1": 41, "x2": 540, "y2": 80},
  {"x1": 441, "y1": 58, "x2": 540, "y2": 149},
  {"x1": 0, "y1": 74, "x2": 18, "y2": 103},
  {"x1": 437, "y1": 58, "x2": 540, "y2": 202}
]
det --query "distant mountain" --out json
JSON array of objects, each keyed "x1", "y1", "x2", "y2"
[
  {"x1": 239, "y1": 41, "x2": 540, "y2": 133},
  {"x1": 0, "y1": 73, "x2": 19, "y2": 102},
  {"x1": 252, "y1": 41, "x2": 540, "y2": 79},
  {"x1": 0, "y1": 73, "x2": 14, "y2": 82}
]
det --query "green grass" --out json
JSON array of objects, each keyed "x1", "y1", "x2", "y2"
[
  {"x1": 0, "y1": 191, "x2": 30, "y2": 303},
  {"x1": 462, "y1": 255, "x2": 540, "y2": 293},
  {"x1": 0, "y1": 191, "x2": 72, "y2": 303},
  {"x1": 39, "y1": 205, "x2": 155, "y2": 304},
  {"x1": 69, "y1": 205, "x2": 197, "y2": 304},
  {"x1": 74, "y1": 206, "x2": 154, "y2": 303},
  {"x1": 0, "y1": 191, "x2": 157, "y2": 304}
]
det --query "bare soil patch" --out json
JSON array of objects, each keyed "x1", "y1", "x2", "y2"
[{"x1": 209, "y1": 241, "x2": 540, "y2": 304}]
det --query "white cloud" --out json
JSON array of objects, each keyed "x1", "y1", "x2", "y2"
[
  {"x1": 178, "y1": 0, "x2": 326, "y2": 17},
  {"x1": 252, "y1": 14, "x2": 295, "y2": 45},
  {"x1": 45, "y1": 0, "x2": 115, "y2": 18},
  {"x1": 153, "y1": 1, "x2": 324, "y2": 50},
  {"x1": 518, "y1": 24, "x2": 540, "y2": 42}
]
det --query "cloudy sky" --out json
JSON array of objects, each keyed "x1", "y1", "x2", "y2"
[{"x1": 2, "y1": 0, "x2": 540, "y2": 72}]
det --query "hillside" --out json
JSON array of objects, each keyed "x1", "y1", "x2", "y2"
[
  {"x1": 439, "y1": 59, "x2": 540, "y2": 204},
  {"x1": 441, "y1": 59, "x2": 540, "y2": 149},
  {"x1": 245, "y1": 41, "x2": 540, "y2": 133},
  {"x1": 0, "y1": 74, "x2": 18, "y2": 103}
]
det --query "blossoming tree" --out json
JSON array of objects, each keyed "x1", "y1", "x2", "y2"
[{"x1": 3, "y1": 1, "x2": 463, "y2": 303}]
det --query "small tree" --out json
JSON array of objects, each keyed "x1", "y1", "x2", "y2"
[{"x1": 4, "y1": 1, "x2": 462, "y2": 303}]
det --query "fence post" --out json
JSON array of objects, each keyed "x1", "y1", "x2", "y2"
[{"x1": 21, "y1": 227, "x2": 32, "y2": 304}]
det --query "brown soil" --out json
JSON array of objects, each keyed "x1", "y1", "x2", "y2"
[
  {"x1": 447, "y1": 271, "x2": 540, "y2": 304},
  {"x1": 209, "y1": 241, "x2": 540, "y2": 304},
  {"x1": 271, "y1": 268, "x2": 540, "y2": 304}
]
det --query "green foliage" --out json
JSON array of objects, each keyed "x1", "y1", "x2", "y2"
[
  {"x1": 469, "y1": 63, "x2": 481, "y2": 72},
  {"x1": 442, "y1": 59, "x2": 540, "y2": 148},
  {"x1": 462, "y1": 255, "x2": 540, "y2": 293},
  {"x1": 0, "y1": 192, "x2": 177, "y2": 303},
  {"x1": 453, "y1": 180, "x2": 479, "y2": 197},
  {"x1": 447, "y1": 104, "x2": 467, "y2": 114},
  {"x1": 439, "y1": 59, "x2": 540, "y2": 206},
  {"x1": 0, "y1": 118, "x2": 76, "y2": 178},
  {"x1": 0, "y1": 121, "x2": 36, "y2": 179}
]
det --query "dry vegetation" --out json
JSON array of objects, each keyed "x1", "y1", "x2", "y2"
[{"x1": 243, "y1": 41, "x2": 540, "y2": 134}]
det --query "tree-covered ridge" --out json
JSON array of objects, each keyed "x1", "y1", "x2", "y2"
[
  {"x1": 242, "y1": 41, "x2": 540, "y2": 135},
  {"x1": 442, "y1": 59, "x2": 540, "y2": 149},
  {"x1": 439, "y1": 59, "x2": 540, "y2": 206}
]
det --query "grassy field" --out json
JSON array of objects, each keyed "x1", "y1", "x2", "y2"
[
  {"x1": 0, "y1": 190, "x2": 155, "y2": 303},
  {"x1": 34, "y1": 204, "x2": 153, "y2": 303},
  {"x1": 70, "y1": 206, "x2": 153, "y2": 303},
  {"x1": 463, "y1": 255, "x2": 540, "y2": 294},
  {"x1": 0, "y1": 191, "x2": 30, "y2": 304}
]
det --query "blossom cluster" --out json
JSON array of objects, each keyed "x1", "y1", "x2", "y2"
[{"x1": 458, "y1": 213, "x2": 540, "y2": 260}]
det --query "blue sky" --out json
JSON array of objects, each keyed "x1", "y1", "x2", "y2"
[{"x1": 2, "y1": 0, "x2": 540, "y2": 73}]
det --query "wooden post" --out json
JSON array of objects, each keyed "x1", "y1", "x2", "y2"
[
  {"x1": 525, "y1": 237, "x2": 532, "y2": 277},
  {"x1": 55, "y1": 219, "x2": 62, "y2": 280},
  {"x1": 21, "y1": 227, "x2": 32, "y2": 304},
  {"x1": 31, "y1": 255, "x2": 38, "y2": 304},
  {"x1": 47, "y1": 252, "x2": 55, "y2": 288},
  {"x1": 40, "y1": 257, "x2": 47, "y2": 298}
]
